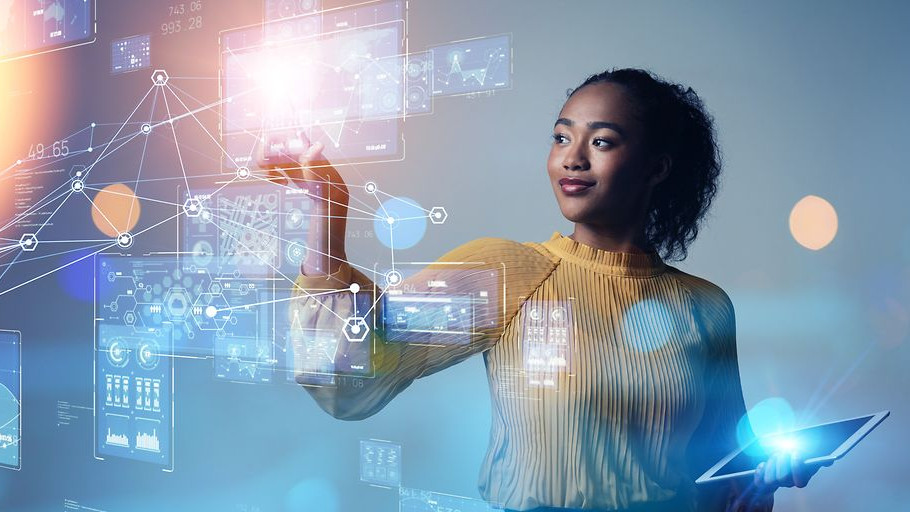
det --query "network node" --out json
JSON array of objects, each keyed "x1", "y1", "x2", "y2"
[
  {"x1": 141, "y1": 123, "x2": 152, "y2": 134},
  {"x1": 429, "y1": 206, "x2": 448, "y2": 225},
  {"x1": 385, "y1": 270, "x2": 402, "y2": 287},
  {"x1": 18, "y1": 234, "x2": 38, "y2": 252},
  {"x1": 342, "y1": 316, "x2": 370, "y2": 342},
  {"x1": 386, "y1": 216, "x2": 395, "y2": 225},
  {"x1": 364, "y1": 181, "x2": 377, "y2": 194},
  {"x1": 87, "y1": 147, "x2": 93, "y2": 152},
  {"x1": 116, "y1": 232, "x2": 133, "y2": 249},
  {"x1": 350, "y1": 283, "x2": 360, "y2": 294},
  {"x1": 151, "y1": 69, "x2": 169, "y2": 86},
  {"x1": 71, "y1": 179, "x2": 85, "y2": 192},
  {"x1": 183, "y1": 198, "x2": 203, "y2": 217},
  {"x1": 237, "y1": 166, "x2": 251, "y2": 180},
  {"x1": 205, "y1": 305, "x2": 218, "y2": 318}
]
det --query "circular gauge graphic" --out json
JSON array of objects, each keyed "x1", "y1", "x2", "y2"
[
  {"x1": 381, "y1": 91, "x2": 400, "y2": 112},
  {"x1": 106, "y1": 339, "x2": 130, "y2": 368},
  {"x1": 136, "y1": 339, "x2": 161, "y2": 371},
  {"x1": 407, "y1": 59, "x2": 426, "y2": 80},
  {"x1": 286, "y1": 208, "x2": 305, "y2": 230},
  {"x1": 286, "y1": 241, "x2": 309, "y2": 266},
  {"x1": 551, "y1": 306, "x2": 568, "y2": 323},
  {"x1": 278, "y1": 0, "x2": 297, "y2": 17},
  {"x1": 192, "y1": 240, "x2": 214, "y2": 268},
  {"x1": 407, "y1": 86, "x2": 428, "y2": 110}
]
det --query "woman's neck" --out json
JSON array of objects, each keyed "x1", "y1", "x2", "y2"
[{"x1": 570, "y1": 222, "x2": 652, "y2": 254}]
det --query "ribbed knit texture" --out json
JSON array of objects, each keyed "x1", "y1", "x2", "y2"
[{"x1": 291, "y1": 233, "x2": 769, "y2": 511}]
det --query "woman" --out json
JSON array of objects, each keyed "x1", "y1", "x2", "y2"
[{"x1": 274, "y1": 69, "x2": 823, "y2": 511}]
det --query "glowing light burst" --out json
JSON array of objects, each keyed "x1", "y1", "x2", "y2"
[{"x1": 737, "y1": 397, "x2": 796, "y2": 456}]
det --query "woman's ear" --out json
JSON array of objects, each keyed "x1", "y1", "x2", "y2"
[{"x1": 649, "y1": 155, "x2": 672, "y2": 187}]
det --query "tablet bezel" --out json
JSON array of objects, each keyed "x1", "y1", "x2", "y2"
[{"x1": 696, "y1": 410, "x2": 890, "y2": 485}]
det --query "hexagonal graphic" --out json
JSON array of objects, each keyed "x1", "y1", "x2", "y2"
[
  {"x1": 342, "y1": 316, "x2": 370, "y2": 342},
  {"x1": 183, "y1": 198, "x2": 203, "y2": 217},
  {"x1": 429, "y1": 206, "x2": 448, "y2": 224},
  {"x1": 151, "y1": 69, "x2": 169, "y2": 86},
  {"x1": 123, "y1": 310, "x2": 137, "y2": 326},
  {"x1": 19, "y1": 233, "x2": 38, "y2": 251},
  {"x1": 192, "y1": 293, "x2": 232, "y2": 331},
  {"x1": 163, "y1": 287, "x2": 192, "y2": 320}
]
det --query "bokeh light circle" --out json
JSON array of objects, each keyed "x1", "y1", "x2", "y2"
[
  {"x1": 91, "y1": 184, "x2": 141, "y2": 238},
  {"x1": 373, "y1": 196, "x2": 427, "y2": 250},
  {"x1": 622, "y1": 298, "x2": 676, "y2": 352},
  {"x1": 789, "y1": 195, "x2": 838, "y2": 250},
  {"x1": 736, "y1": 397, "x2": 796, "y2": 456}
]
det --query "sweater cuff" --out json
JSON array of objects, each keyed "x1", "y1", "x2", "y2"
[{"x1": 295, "y1": 261, "x2": 354, "y2": 292}]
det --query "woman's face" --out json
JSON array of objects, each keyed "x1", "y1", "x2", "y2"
[{"x1": 547, "y1": 82, "x2": 666, "y2": 231}]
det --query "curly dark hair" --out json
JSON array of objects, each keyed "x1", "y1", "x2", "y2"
[{"x1": 568, "y1": 68, "x2": 722, "y2": 262}]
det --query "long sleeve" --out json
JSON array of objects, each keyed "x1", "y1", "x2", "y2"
[
  {"x1": 680, "y1": 279, "x2": 773, "y2": 511},
  {"x1": 290, "y1": 237, "x2": 557, "y2": 421}
]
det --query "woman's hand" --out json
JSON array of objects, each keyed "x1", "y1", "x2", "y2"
[
  {"x1": 261, "y1": 142, "x2": 349, "y2": 277},
  {"x1": 727, "y1": 453, "x2": 830, "y2": 511},
  {"x1": 753, "y1": 452, "x2": 827, "y2": 490}
]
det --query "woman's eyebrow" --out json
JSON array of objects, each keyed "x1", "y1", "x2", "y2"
[{"x1": 555, "y1": 118, "x2": 625, "y2": 136}]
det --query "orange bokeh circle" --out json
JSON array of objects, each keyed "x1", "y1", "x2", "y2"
[{"x1": 91, "y1": 184, "x2": 141, "y2": 237}]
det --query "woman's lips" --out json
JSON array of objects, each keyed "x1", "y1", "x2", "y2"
[{"x1": 558, "y1": 177, "x2": 596, "y2": 195}]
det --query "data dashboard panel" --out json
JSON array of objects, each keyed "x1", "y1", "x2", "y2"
[
  {"x1": 182, "y1": 180, "x2": 324, "y2": 279},
  {"x1": 96, "y1": 254, "x2": 277, "y2": 384},
  {"x1": 95, "y1": 323, "x2": 173, "y2": 469},
  {"x1": 380, "y1": 264, "x2": 503, "y2": 346},
  {"x1": 219, "y1": 0, "x2": 406, "y2": 170},
  {"x1": 0, "y1": 0, "x2": 96, "y2": 62},
  {"x1": 429, "y1": 34, "x2": 511, "y2": 97},
  {"x1": 0, "y1": 330, "x2": 21, "y2": 471}
]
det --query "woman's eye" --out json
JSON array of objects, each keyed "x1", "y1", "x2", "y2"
[
  {"x1": 593, "y1": 138, "x2": 613, "y2": 149},
  {"x1": 552, "y1": 133, "x2": 569, "y2": 144}
]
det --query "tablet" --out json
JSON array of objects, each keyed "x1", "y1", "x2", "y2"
[{"x1": 696, "y1": 410, "x2": 889, "y2": 484}]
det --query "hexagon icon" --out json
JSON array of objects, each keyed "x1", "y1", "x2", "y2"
[
  {"x1": 342, "y1": 316, "x2": 370, "y2": 342},
  {"x1": 19, "y1": 233, "x2": 38, "y2": 251},
  {"x1": 151, "y1": 69, "x2": 169, "y2": 86},
  {"x1": 192, "y1": 293, "x2": 232, "y2": 331},
  {"x1": 183, "y1": 198, "x2": 203, "y2": 217},
  {"x1": 429, "y1": 206, "x2": 448, "y2": 224},
  {"x1": 163, "y1": 287, "x2": 192, "y2": 320}
]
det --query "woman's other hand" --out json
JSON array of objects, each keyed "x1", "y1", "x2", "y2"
[{"x1": 727, "y1": 452, "x2": 831, "y2": 511}]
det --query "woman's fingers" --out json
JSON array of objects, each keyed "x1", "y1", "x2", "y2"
[{"x1": 775, "y1": 451, "x2": 792, "y2": 484}]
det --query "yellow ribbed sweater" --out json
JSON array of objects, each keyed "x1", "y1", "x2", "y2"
[{"x1": 291, "y1": 233, "x2": 770, "y2": 511}]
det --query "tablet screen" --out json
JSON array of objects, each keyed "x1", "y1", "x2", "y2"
[{"x1": 714, "y1": 415, "x2": 874, "y2": 476}]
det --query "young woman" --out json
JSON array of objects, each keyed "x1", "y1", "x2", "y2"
[{"x1": 273, "y1": 68, "x2": 824, "y2": 511}]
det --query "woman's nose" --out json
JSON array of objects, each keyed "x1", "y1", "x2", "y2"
[{"x1": 562, "y1": 148, "x2": 590, "y2": 171}]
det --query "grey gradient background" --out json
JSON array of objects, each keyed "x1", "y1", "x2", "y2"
[{"x1": 0, "y1": 0, "x2": 908, "y2": 510}]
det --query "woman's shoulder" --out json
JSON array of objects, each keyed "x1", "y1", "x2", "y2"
[{"x1": 662, "y1": 265, "x2": 735, "y2": 321}]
